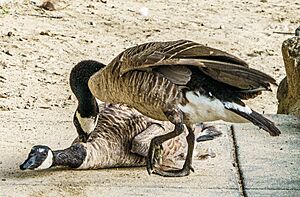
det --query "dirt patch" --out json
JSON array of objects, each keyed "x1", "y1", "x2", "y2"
[{"x1": 1, "y1": 0, "x2": 298, "y2": 113}]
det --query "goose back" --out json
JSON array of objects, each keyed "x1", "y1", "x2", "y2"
[
  {"x1": 76, "y1": 103, "x2": 194, "y2": 169},
  {"x1": 88, "y1": 40, "x2": 277, "y2": 122},
  {"x1": 89, "y1": 65, "x2": 183, "y2": 121},
  {"x1": 77, "y1": 104, "x2": 150, "y2": 169}
]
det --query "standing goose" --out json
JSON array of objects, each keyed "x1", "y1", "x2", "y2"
[
  {"x1": 69, "y1": 60, "x2": 220, "y2": 143},
  {"x1": 20, "y1": 60, "x2": 218, "y2": 171},
  {"x1": 86, "y1": 40, "x2": 281, "y2": 177}
]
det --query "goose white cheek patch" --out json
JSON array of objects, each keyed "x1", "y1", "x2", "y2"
[
  {"x1": 36, "y1": 150, "x2": 53, "y2": 170},
  {"x1": 76, "y1": 111, "x2": 98, "y2": 134}
]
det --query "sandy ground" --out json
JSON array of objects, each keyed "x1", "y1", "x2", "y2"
[
  {"x1": 1, "y1": 0, "x2": 299, "y2": 113},
  {"x1": 0, "y1": 0, "x2": 299, "y2": 196}
]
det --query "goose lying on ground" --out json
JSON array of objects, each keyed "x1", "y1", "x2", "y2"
[
  {"x1": 20, "y1": 60, "x2": 220, "y2": 171},
  {"x1": 20, "y1": 100, "x2": 218, "y2": 170},
  {"x1": 83, "y1": 40, "x2": 281, "y2": 177},
  {"x1": 19, "y1": 104, "x2": 183, "y2": 170}
]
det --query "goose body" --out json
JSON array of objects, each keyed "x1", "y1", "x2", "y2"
[
  {"x1": 86, "y1": 40, "x2": 281, "y2": 176},
  {"x1": 88, "y1": 40, "x2": 265, "y2": 123},
  {"x1": 20, "y1": 102, "x2": 207, "y2": 170},
  {"x1": 19, "y1": 103, "x2": 149, "y2": 170}
]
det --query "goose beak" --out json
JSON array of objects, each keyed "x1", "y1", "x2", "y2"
[{"x1": 20, "y1": 156, "x2": 36, "y2": 170}]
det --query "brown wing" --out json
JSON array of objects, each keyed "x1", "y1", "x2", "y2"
[{"x1": 111, "y1": 40, "x2": 276, "y2": 91}]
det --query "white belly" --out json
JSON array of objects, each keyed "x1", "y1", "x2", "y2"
[{"x1": 178, "y1": 91, "x2": 249, "y2": 124}]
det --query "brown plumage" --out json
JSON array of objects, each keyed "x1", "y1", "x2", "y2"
[
  {"x1": 20, "y1": 103, "x2": 207, "y2": 171},
  {"x1": 78, "y1": 103, "x2": 195, "y2": 170},
  {"x1": 21, "y1": 59, "x2": 222, "y2": 171},
  {"x1": 86, "y1": 40, "x2": 281, "y2": 177},
  {"x1": 78, "y1": 103, "x2": 217, "y2": 169}
]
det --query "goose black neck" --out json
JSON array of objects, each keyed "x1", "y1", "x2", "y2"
[
  {"x1": 52, "y1": 144, "x2": 87, "y2": 168},
  {"x1": 76, "y1": 91, "x2": 98, "y2": 118},
  {"x1": 70, "y1": 60, "x2": 106, "y2": 117}
]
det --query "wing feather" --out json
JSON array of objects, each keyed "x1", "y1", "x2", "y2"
[{"x1": 110, "y1": 40, "x2": 276, "y2": 91}]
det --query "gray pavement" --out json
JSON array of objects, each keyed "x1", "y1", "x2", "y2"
[
  {"x1": 0, "y1": 109, "x2": 299, "y2": 196},
  {"x1": 233, "y1": 115, "x2": 300, "y2": 196}
]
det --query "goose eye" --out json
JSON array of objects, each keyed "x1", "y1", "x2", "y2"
[{"x1": 42, "y1": 152, "x2": 47, "y2": 156}]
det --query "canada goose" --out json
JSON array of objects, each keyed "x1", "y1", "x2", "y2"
[
  {"x1": 19, "y1": 104, "x2": 166, "y2": 170},
  {"x1": 20, "y1": 103, "x2": 214, "y2": 170},
  {"x1": 20, "y1": 60, "x2": 220, "y2": 171},
  {"x1": 69, "y1": 60, "x2": 222, "y2": 143},
  {"x1": 85, "y1": 40, "x2": 281, "y2": 177}
]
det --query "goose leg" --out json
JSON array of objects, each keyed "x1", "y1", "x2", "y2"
[
  {"x1": 147, "y1": 123, "x2": 184, "y2": 174},
  {"x1": 147, "y1": 108, "x2": 194, "y2": 177},
  {"x1": 152, "y1": 126, "x2": 195, "y2": 177}
]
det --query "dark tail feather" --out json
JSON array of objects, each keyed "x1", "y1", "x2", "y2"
[{"x1": 228, "y1": 108, "x2": 281, "y2": 136}]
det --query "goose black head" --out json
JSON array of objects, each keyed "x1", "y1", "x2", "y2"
[
  {"x1": 70, "y1": 60, "x2": 106, "y2": 102},
  {"x1": 70, "y1": 60, "x2": 106, "y2": 139},
  {"x1": 20, "y1": 145, "x2": 53, "y2": 170}
]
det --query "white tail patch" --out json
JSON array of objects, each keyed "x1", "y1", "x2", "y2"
[
  {"x1": 36, "y1": 150, "x2": 53, "y2": 170},
  {"x1": 178, "y1": 91, "x2": 248, "y2": 123},
  {"x1": 178, "y1": 91, "x2": 227, "y2": 123},
  {"x1": 223, "y1": 102, "x2": 252, "y2": 114}
]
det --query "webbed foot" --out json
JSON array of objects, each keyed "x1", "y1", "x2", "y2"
[{"x1": 152, "y1": 164, "x2": 194, "y2": 177}]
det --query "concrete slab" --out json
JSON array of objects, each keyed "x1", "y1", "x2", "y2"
[
  {"x1": 1, "y1": 109, "x2": 298, "y2": 196},
  {"x1": 0, "y1": 109, "x2": 239, "y2": 196},
  {"x1": 246, "y1": 190, "x2": 300, "y2": 197},
  {"x1": 232, "y1": 115, "x2": 300, "y2": 196}
]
